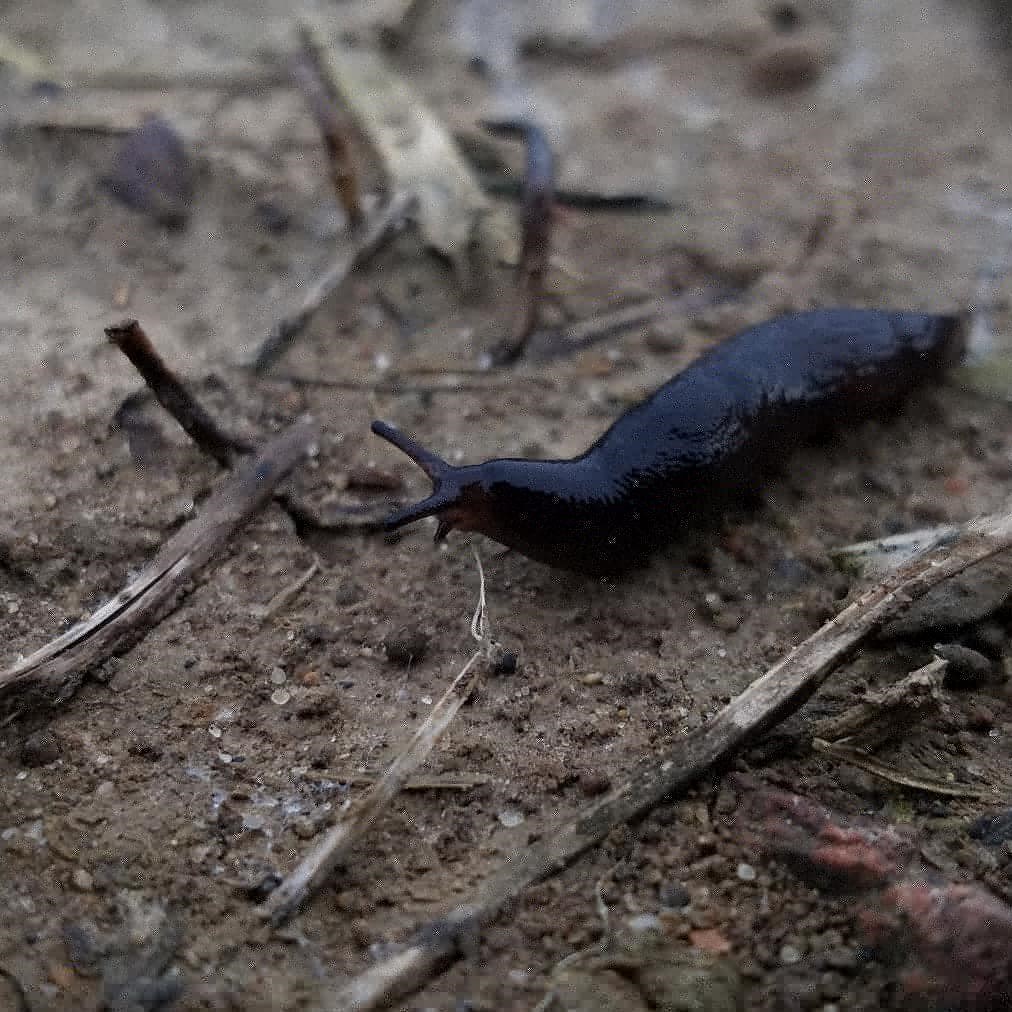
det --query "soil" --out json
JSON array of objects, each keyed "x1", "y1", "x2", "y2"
[{"x1": 2, "y1": 1, "x2": 1012, "y2": 1010}]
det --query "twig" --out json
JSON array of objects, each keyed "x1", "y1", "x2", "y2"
[
  {"x1": 259, "y1": 553, "x2": 494, "y2": 924},
  {"x1": 0, "y1": 423, "x2": 317, "y2": 696},
  {"x1": 325, "y1": 504, "x2": 1012, "y2": 1010},
  {"x1": 481, "y1": 120, "x2": 555, "y2": 365},
  {"x1": 540, "y1": 286, "x2": 737, "y2": 360},
  {"x1": 329, "y1": 772, "x2": 489, "y2": 790},
  {"x1": 292, "y1": 28, "x2": 364, "y2": 227},
  {"x1": 250, "y1": 558, "x2": 320, "y2": 622},
  {"x1": 478, "y1": 175, "x2": 673, "y2": 213},
  {"x1": 106, "y1": 320, "x2": 254, "y2": 466},
  {"x1": 253, "y1": 191, "x2": 414, "y2": 372},
  {"x1": 812, "y1": 656, "x2": 948, "y2": 745},
  {"x1": 811, "y1": 738, "x2": 999, "y2": 799}
]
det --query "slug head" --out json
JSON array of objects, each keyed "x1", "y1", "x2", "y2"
[{"x1": 371, "y1": 421, "x2": 494, "y2": 541}]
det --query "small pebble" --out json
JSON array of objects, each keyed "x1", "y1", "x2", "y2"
[
  {"x1": 659, "y1": 881, "x2": 691, "y2": 909},
  {"x1": 271, "y1": 688, "x2": 291, "y2": 706},
  {"x1": 645, "y1": 316, "x2": 685, "y2": 353},
  {"x1": 780, "y1": 943, "x2": 802, "y2": 965},
  {"x1": 103, "y1": 115, "x2": 193, "y2": 229},
  {"x1": 293, "y1": 817, "x2": 319, "y2": 840},
  {"x1": 747, "y1": 33, "x2": 832, "y2": 94},
  {"x1": 19, "y1": 730, "x2": 61, "y2": 767},
  {"x1": 493, "y1": 651, "x2": 518, "y2": 676},
  {"x1": 969, "y1": 808, "x2": 1012, "y2": 846},
  {"x1": 936, "y1": 643, "x2": 995, "y2": 689},
  {"x1": 383, "y1": 627, "x2": 430, "y2": 667},
  {"x1": 579, "y1": 771, "x2": 611, "y2": 797},
  {"x1": 497, "y1": 809, "x2": 524, "y2": 828},
  {"x1": 581, "y1": 671, "x2": 604, "y2": 686},
  {"x1": 736, "y1": 862, "x2": 757, "y2": 881},
  {"x1": 270, "y1": 666, "x2": 287, "y2": 685},
  {"x1": 71, "y1": 868, "x2": 94, "y2": 892}
]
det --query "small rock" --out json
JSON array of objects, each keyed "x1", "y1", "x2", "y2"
[
  {"x1": 736, "y1": 862, "x2": 757, "y2": 881},
  {"x1": 102, "y1": 115, "x2": 193, "y2": 229},
  {"x1": 579, "y1": 771, "x2": 611, "y2": 797},
  {"x1": 966, "y1": 705, "x2": 996, "y2": 732},
  {"x1": 645, "y1": 316, "x2": 685, "y2": 353},
  {"x1": 779, "y1": 943, "x2": 802, "y2": 965},
  {"x1": 255, "y1": 197, "x2": 291, "y2": 234},
  {"x1": 969, "y1": 808, "x2": 1012, "y2": 846},
  {"x1": 497, "y1": 809, "x2": 524, "y2": 828},
  {"x1": 747, "y1": 32, "x2": 833, "y2": 94},
  {"x1": 293, "y1": 817, "x2": 319, "y2": 840},
  {"x1": 935, "y1": 643, "x2": 995, "y2": 689},
  {"x1": 658, "y1": 881, "x2": 691, "y2": 909},
  {"x1": 493, "y1": 651, "x2": 518, "y2": 676},
  {"x1": 270, "y1": 666, "x2": 287, "y2": 685},
  {"x1": 20, "y1": 730, "x2": 61, "y2": 767},
  {"x1": 689, "y1": 928, "x2": 732, "y2": 955},
  {"x1": 271, "y1": 688, "x2": 291, "y2": 706},
  {"x1": 295, "y1": 687, "x2": 340, "y2": 719},
  {"x1": 71, "y1": 868, "x2": 94, "y2": 892},
  {"x1": 383, "y1": 627, "x2": 430, "y2": 667}
]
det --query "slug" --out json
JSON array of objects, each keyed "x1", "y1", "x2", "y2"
[{"x1": 371, "y1": 309, "x2": 965, "y2": 574}]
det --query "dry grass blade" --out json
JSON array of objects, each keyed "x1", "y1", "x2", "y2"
[
  {"x1": 298, "y1": 20, "x2": 509, "y2": 281},
  {"x1": 0, "y1": 422, "x2": 317, "y2": 695},
  {"x1": 326, "y1": 504, "x2": 1012, "y2": 1011},
  {"x1": 260, "y1": 554, "x2": 494, "y2": 925}
]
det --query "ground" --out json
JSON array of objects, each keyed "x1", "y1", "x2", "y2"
[{"x1": 1, "y1": 1, "x2": 1012, "y2": 1010}]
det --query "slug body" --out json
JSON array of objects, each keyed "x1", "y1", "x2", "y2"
[{"x1": 372, "y1": 309, "x2": 965, "y2": 575}]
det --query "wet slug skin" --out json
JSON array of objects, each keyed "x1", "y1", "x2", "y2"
[{"x1": 372, "y1": 309, "x2": 966, "y2": 575}]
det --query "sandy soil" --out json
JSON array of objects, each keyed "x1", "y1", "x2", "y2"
[{"x1": 1, "y1": 1, "x2": 1011, "y2": 1009}]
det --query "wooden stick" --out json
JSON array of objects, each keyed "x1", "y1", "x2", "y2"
[
  {"x1": 107, "y1": 319, "x2": 254, "y2": 466},
  {"x1": 0, "y1": 423, "x2": 317, "y2": 694},
  {"x1": 260, "y1": 556, "x2": 494, "y2": 925},
  {"x1": 325, "y1": 504, "x2": 1012, "y2": 1011}
]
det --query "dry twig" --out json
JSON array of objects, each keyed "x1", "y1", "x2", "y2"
[
  {"x1": 107, "y1": 319, "x2": 253, "y2": 465},
  {"x1": 0, "y1": 423, "x2": 317, "y2": 696},
  {"x1": 253, "y1": 191, "x2": 414, "y2": 371},
  {"x1": 259, "y1": 554, "x2": 495, "y2": 924},
  {"x1": 292, "y1": 31, "x2": 363, "y2": 227},
  {"x1": 482, "y1": 120, "x2": 555, "y2": 365},
  {"x1": 325, "y1": 503, "x2": 1012, "y2": 1010}
]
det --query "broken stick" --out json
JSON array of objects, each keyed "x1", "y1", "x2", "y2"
[
  {"x1": 0, "y1": 422, "x2": 317, "y2": 695},
  {"x1": 106, "y1": 319, "x2": 254, "y2": 465}
]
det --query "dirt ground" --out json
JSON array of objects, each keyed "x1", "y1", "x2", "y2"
[{"x1": 2, "y1": 1, "x2": 1012, "y2": 1010}]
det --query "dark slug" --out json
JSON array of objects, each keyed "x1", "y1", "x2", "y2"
[{"x1": 371, "y1": 309, "x2": 966, "y2": 575}]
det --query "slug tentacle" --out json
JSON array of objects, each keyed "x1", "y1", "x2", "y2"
[{"x1": 370, "y1": 421, "x2": 470, "y2": 540}]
